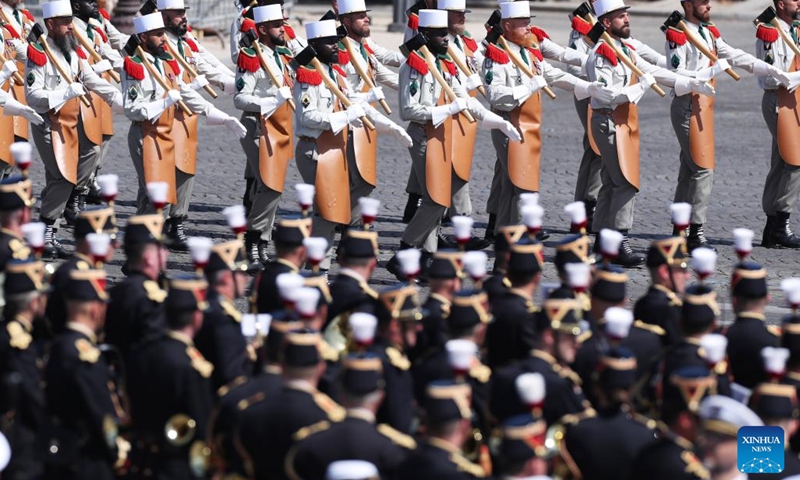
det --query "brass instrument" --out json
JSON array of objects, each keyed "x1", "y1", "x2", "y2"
[{"x1": 164, "y1": 413, "x2": 197, "y2": 447}]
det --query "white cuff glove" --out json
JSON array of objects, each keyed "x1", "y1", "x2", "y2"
[
  {"x1": 329, "y1": 110, "x2": 349, "y2": 134},
  {"x1": 640, "y1": 73, "x2": 656, "y2": 88},
  {"x1": 189, "y1": 74, "x2": 209, "y2": 91},
  {"x1": 259, "y1": 97, "x2": 280, "y2": 117},
  {"x1": 481, "y1": 110, "x2": 521, "y2": 142},
  {"x1": 66, "y1": 83, "x2": 87, "y2": 100},
  {"x1": 346, "y1": 103, "x2": 365, "y2": 128},
  {"x1": 512, "y1": 75, "x2": 547, "y2": 101},
  {"x1": 690, "y1": 78, "x2": 715, "y2": 97},
  {"x1": 3, "y1": 97, "x2": 43, "y2": 125},
  {"x1": 753, "y1": 59, "x2": 775, "y2": 77},
  {"x1": 448, "y1": 98, "x2": 467, "y2": 115},
  {"x1": 46, "y1": 83, "x2": 87, "y2": 112},
  {"x1": 587, "y1": 82, "x2": 616, "y2": 104},
  {"x1": 621, "y1": 80, "x2": 649, "y2": 105},
  {"x1": 672, "y1": 76, "x2": 693, "y2": 97},
  {"x1": 206, "y1": 106, "x2": 247, "y2": 138},
  {"x1": 223, "y1": 75, "x2": 236, "y2": 95},
  {"x1": 276, "y1": 86, "x2": 292, "y2": 104},
  {"x1": 780, "y1": 70, "x2": 800, "y2": 92},
  {"x1": 111, "y1": 93, "x2": 124, "y2": 114},
  {"x1": 712, "y1": 58, "x2": 730, "y2": 77},
  {"x1": 371, "y1": 111, "x2": 413, "y2": 147},
  {"x1": 365, "y1": 86, "x2": 385, "y2": 104},
  {"x1": 465, "y1": 73, "x2": 483, "y2": 92},
  {"x1": 92, "y1": 59, "x2": 113, "y2": 74},
  {"x1": 430, "y1": 98, "x2": 467, "y2": 128},
  {"x1": 0, "y1": 60, "x2": 17, "y2": 84},
  {"x1": 143, "y1": 90, "x2": 182, "y2": 121}
]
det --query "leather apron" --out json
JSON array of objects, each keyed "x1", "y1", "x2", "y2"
[
  {"x1": 141, "y1": 65, "x2": 178, "y2": 205},
  {"x1": 689, "y1": 75, "x2": 716, "y2": 169},
  {"x1": 173, "y1": 44, "x2": 199, "y2": 176},
  {"x1": 259, "y1": 61, "x2": 294, "y2": 192},
  {"x1": 612, "y1": 73, "x2": 641, "y2": 190},
  {"x1": 508, "y1": 88, "x2": 542, "y2": 192},
  {"x1": 80, "y1": 37, "x2": 104, "y2": 147},
  {"x1": 314, "y1": 74, "x2": 350, "y2": 224},
  {"x1": 777, "y1": 53, "x2": 800, "y2": 166},
  {"x1": 49, "y1": 97, "x2": 81, "y2": 184},
  {"x1": 451, "y1": 42, "x2": 479, "y2": 182},
  {"x1": 424, "y1": 88, "x2": 453, "y2": 207}
]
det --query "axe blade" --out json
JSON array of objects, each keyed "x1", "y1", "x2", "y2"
[
  {"x1": 240, "y1": 28, "x2": 256, "y2": 48},
  {"x1": 123, "y1": 34, "x2": 141, "y2": 57},
  {"x1": 663, "y1": 10, "x2": 684, "y2": 29},
  {"x1": 320, "y1": 9, "x2": 337, "y2": 21},
  {"x1": 336, "y1": 24, "x2": 348, "y2": 39},
  {"x1": 573, "y1": 2, "x2": 593, "y2": 19},
  {"x1": 587, "y1": 22, "x2": 605, "y2": 44},
  {"x1": 405, "y1": 0, "x2": 426, "y2": 17},
  {"x1": 484, "y1": 9, "x2": 501, "y2": 30},
  {"x1": 291, "y1": 45, "x2": 318, "y2": 70},
  {"x1": 139, "y1": 0, "x2": 157, "y2": 16},
  {"x1": 485, "y1": 25, "x2": 501, "y2": 45},
  {"x1": 400, "y1": 32, "x2": 427, "y2": 57},
  {"x1": 754, "y1": 6, "x2": 777, "y2": 26},
  {"x1": 29, "y1": 23, "x2": 44, "y2": 43}
]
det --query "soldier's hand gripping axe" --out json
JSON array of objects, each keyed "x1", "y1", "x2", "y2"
[
  {"x1": 486, "y1": 25, "x2": 557, "y2": 99},
  {"x1": 30, "y1": 23, "x2": 92, "y2": 107},
  {"x1": 291, "y1": 44, "x2": 376, "y2": 130},
  {"x1": 123, "y1": 35, "x2": 193, "y2": 116},
  {"x1": 663, "y1": 10, "x2": 739, "y2": 80},
  {"x1": 572, "y1": 3, "x2": 666, "y2": 96},
  {"x1": 754, "y1": 7, "x2": 800, "y2": 60},
  {"x1": 241, "y1": 29, "x2": 296, "y2": 111},
  {"x1": 401, "y1": 33, "x2": 476, "y2": 123}
]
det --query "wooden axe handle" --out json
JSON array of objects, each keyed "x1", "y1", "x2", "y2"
[
  {"x1": 418, "y1": 46, "x2": 476, "y2": 123},
  {"x1": 164, "y1": 40, "x2": 219, "y2": 98},
  {"x1": 341, "y1": 39, "x2": 392, "y2": 115},
  {"x1": 497, "y1": 36, "x2": 557, "y2": 99},
  {"x1": 599, "y1": 31, "x2": 667, "y2": 97},
  {"x1": 770, "y1": 19, "x2": 800, "y2": 63},
  {"x1": 251, "y1": 42, "x2": 295, "y2": 111},
  {"x1": 72, "y1": 25, "x2": 121, "y2": 83},
  {"x1": 677, "y1": 20, "x2": 739, "y2": 80},
  {"x1": 135, "y1": 45, "x2": 193, "y2": 116},
  {"x1": 446, "y1": 45, "x2": 487, "y2": 99},
  {"x1": 37, "y1": 36, "x2": 92, "y2": 107},
  {"x1": 309, "y1": 57, "x2": 376, "y2": 131}
]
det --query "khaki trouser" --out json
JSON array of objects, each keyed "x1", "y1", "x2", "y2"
[
  {"x1": 32, "y1": 115, "x2": 99, "y2": 222},
  {"x1": 574, "y1": 96, "x2": 602, "y2": 203},
  {"x1": 591, "y1": 112, "x2": 636, "y2": 231},
  {"x1": 670, "y1": 94, "x2": 714, "y2": 225},
  {"x1": 761, "y1": 90, "x2": 800, "y2": 215},
  {"x1": 405, "y1": 132, "x2": 471, "y2": 217},
  {"x1": 240, "y1": 114, "x2": 282, "y2": 241}
]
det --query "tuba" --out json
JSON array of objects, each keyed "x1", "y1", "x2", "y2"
[{"x1": 164, "y1": 414, "x2": 210, "y2": 477}]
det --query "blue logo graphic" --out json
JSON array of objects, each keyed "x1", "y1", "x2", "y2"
[{"x1": 738, "y1": 426, "x2": 785, "y2": 474}]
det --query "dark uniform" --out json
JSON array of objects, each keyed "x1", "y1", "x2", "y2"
[
  {"x1": 254, "y1": 217, "x2": 311, "y2": 314},
  {"x1": 484, "y1": 225, "x2": 525, "y2": 303},
  {"x1": 629, "y1": 430, "x2": 709, "y2": 480},
  {"x1": 0, "y1": 176, "x2": 35, "y2": 271},
  {"x1": 749, "y1": 382, "x2": 800, "y2": 478},
  {"x1": 126, "y1": 276, "x2": 215, "y2": 480},
  {"x1": 781, "y1": 314, "x2": 800, "y2": 452},
  {"x1": 634, "y1": 285, "x2": 683, "y2": 347},
  {"x1": 415, "y1": 251, "x2": 463, "y2": 359},
  {"x1": 0, "y1": 259, "x2": 47, "y2": 480},
  {"x1": 0, "y1": 227, "x2": 30, "y2": 270},
  {"x1": 42, "y1": 269, "x2": 125, "y2": 480},
  {"x1": 325, "y1": 229, "x2": 379, "y2": 326}
]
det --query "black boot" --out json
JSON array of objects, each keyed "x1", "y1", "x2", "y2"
[
  {"x1": 42, "y1": 218, "x2": 66, "y2": 259},
  {"x1": 762, "y1": 215, "x2": 777, "y2": 248},
  {"x1": 585, "y1": 200, "x2": 597, "y2": 233},
  {"x1": 536, "y1": 228, "x2": 550, "y2": 241},
  {"x1": 687, "y1": 223, "x2": 715, "y2": 252},
  {"x1": 386, "y1": 241, "x2": 414, "y2": 279},
  {"x1": 244, "y1": 230, "x2": 263, "y2": 268},
  {"x1": 258, "y1": 240, "x2": 270, "y2": 265},
  {"x1": 63, "y1": 191, "x2": 82, "y2": 227},
  {"x1": 774, "y1": 212, "x2": 800, "y2": 248},
  {"x1": 614, "y1": 230, "x2": 644, "y2": 268},
  {"x1": 484, "y1": 213, "x2": 497, "y2": 242},
  {"x1": 86, "y1": 177, "x2": 102, "y2": 205},
  {"x1": 166, "y1": 217, "x2": 189, "y2": 251},
  {"x1": 402, "y1": 194, "x2": 421, "y2": 224},
  {"x1": 437, "y1": 231, "x2": 457, "y2": 249}
]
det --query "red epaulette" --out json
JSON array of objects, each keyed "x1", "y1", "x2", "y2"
[
  {"x1": 571, "y1": 16, "x2": 592, "y2": 36},
  {"x1": 94, "y1": 26, "x2": 108, "y2": 43},
  {"x1": 706, "y1": 23, "x2": 721, "y2": 38},
  {"x1": 296, "y1": 65, "x2": 322, "y2": 85},
  {"x1": 98, "y1": 8, "x2": 111, "y2": 20},
  {"x1": 184, "y1": 37, "x2": 200, "y2": 53},
  {"x1": 462, "y1": 34, "x2": 478, "y2": 52},
  {"x1": 624, "y1": 42, "x2": 636, "y2": 51},
  {"x1": 527, "y1": 46, "x2": 543, "y2": 62},
  {"x1": 407, "y1": 13, "x2": 418, "y2": 31},
  {"x1": 441, "y1": 57, "x2": 457, "y2": 76},
  {"x1": 406, "y1": 51, "x2": 428, "y2": 75},
  {"x1": 20, "y1": 9, "x2": 34, "y2": 22},
  {"x1": 237, "y1": 47, "x2": 260, "y2": 72},
  {"x1": 665, "y1": 26, "x2": 687, "y2": 45},
  {"x1": 76, "y1": 47, "x2": 87, "y2": 60},
  {"x1": 485, "y1": 43, "x2": 509, "y2": 64},
  {"x1": 756, "y1": 23, "x2": 779, "y2": 43},
  {"x1": 124, "y1": 56, "x2": 144, "y2": 80},
  {"x1": 241, "y1": 18, "x2": 256, "y2": 33},
  {"x1": 26, "y1": 43, "x2": 46, "y2": 66},
  {"x1": 284, "y1": 22, "x2": 297, "y2": 40},
  {"x1": 364, "y1": 42, "x2": 375, "y2": 55},
  {"x1": 163, "y1": 55, "x2": 180, "y2": 75},
  {"x1": 530, "y1": 26, "x2": 550, "y2": 42},
  {"x1": 338, "y1": 43, "x2": 350, "y2": 65},
  {"x1": 2, "y1": 23, "x2": 19, "y2": 39},
  {"x1": 332, "y1": 64, "x2": 347, "y2": 78},
  {"x1": 595, "y1": 42, "x2": 618, "y2": 66}
]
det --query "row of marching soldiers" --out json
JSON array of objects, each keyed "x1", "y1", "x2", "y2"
[{"x1": 2, "y1": 161, "x2": 800, "y2": 480}]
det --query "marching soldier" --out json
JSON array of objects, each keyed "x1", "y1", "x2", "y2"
[
  {"x1": 633, "y1": 236, "x2": 689, "y2": 346},
  {"x1": 285, "y1": 354, "x2": 416, "y2": 479},
  {"x1": 755, "y1": 1, "x2": 800, "y2": 248},
  {"x1": 416, "y1": 251, "x2": 462, "y2": 358},
  {"x1": 326, "y1": 228, "x2": 378, "y2": 325},
  {"x1": 0, "y1": 42, "x2": 41, "y2": 180},
  {"x1": 126, "y1": 275, "x2": 214, "y2": 480},
  {"x1": 556, "y1": 348, "x2": 659, "y2": 480},
  {"x1": 237, "y1": 330, "x2": 345, "y2": 480},
  {"x1": 122, "y1": 12, "x2": 245, "y2": 250},
  {"x1": 695, "y1": 395, "x2": 763, "y2": 479},
  {"x1": 495, "y1": 413, "x2": 553, "y2": 479},
  {"x1": 254, "y1": 216, "x2": 310, "y2": 314},
  {"x1": 46, "y1": 206, "x2": 116, "y2": 333},
  {"x1": 26, "y1": 0, "x2": 122, "y2": 257},
  {"x1": 748, "y1": 381, "x2": 800, "y2": 475},
  {"x1": 629, "y1": 366, "x2": 713, "y2": 479},
  {"x1": 293, "y1": 19, "x2": 408, "y2": 272},
  {"x1": 669, "y1": 0, "x2": 789, "y2": 250},
  {"x1": 386, "y1": 8, "x2": 519, "y2": 274},
  {"x1": 195, "y1": 240, "x2": 252, "y2": 394},
  {"x1": 483, "y1": 224, "x2": 524, "y2": 302},
  {"x1": 394, "y1": 381, "x2": 487, "y2": 479},
  {"x1": 235, "y1": 4, "x2": 295, "y2": 265},
  {"x1": 332, "y1": 0, "x2": 404, "y2": 66},
  {"x1": 0, "y1": 259, "x2": 47, "y2": 480},
  {"x1": 92, "y1": 0, "x2": 128, "y2": 52},
  {"x1": 42, "y1": 268, "x2": 129, "y2": 479},
  {"x1": 0, "y1": 175, "x2": 33, "y2": 270},
  {"x1": 105, "y1": 214, "x2": 167, "y2": 358},
  {"x1": 726, "y1": 261, "x2": 779, "y2": 390},
  {"x1": 585, "y1": 0, "x2": 713, "y2": 266}
]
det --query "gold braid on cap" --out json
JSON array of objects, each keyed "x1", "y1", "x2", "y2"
[
  {"x1": 684, "y1": 291, "x2": 721, "y2": 316},
  {"x1": 0, "y1": 178, "x2": 34, "y2": 207},
  {"x1": 379, "y1": 286, "x2": 423, "y2": 321},
  {"x1": 70, "y1": 269, "x2": 109, "y2": 301},
  {"x1": 127, "y1": 214, "x2": 165, "y2": 241},
  {"x1": 78, "y1": 207, "x2": 117, "y2": 234},
  {"x1": 344, "y1": 229, "x2": 379, "y2": 255},
  {"x1": 595, "y1": 269, "x2": 628, "y2": 284},
  {"x1": 6, "y1": 260, "x2": 45, "y2": 291},
  {"x1": 498, "y1": 225, "x2": 526, "y2": 245},
  {"x1": 304, "y1": 275, "x2": 333, "y2": 304},
  {"x1": 277, "y1": 217, "x2": 312, "y2": 238},
  {"x1": 343, "y1": 356, "x2": 383, "y2": 372},
  {"x1": 285, "y1": 331, "x2": 322, "y2": 346},
  {"x1": 543, "y1": 299, "x2": 582, "y2": 335},
  {"x1": 503, "y1": 419, "x2": 548, "y2": 458},
  {"x1": 598, "y1": 355, "x2": 637, "y2": 371},
  {"x1": 212, "y1": 240, "x2": 247, "y2": 271},
  {"x1": 170, "y1": 277, "x2": 210, "y2": 310},
  {"x1": 652, "y1": 237, "x2": 687, "y2": 268},
  {"x1": 510, "y1": 242, "x2": 544, "y2": 270},
  {"x1": 426, "y1": 383, "x2": 472, "y2": 419},
  {"x1": 670, "y1": 374, "x2": 718, "y2": 413},
  {"x1": 433, "y1": 250, "x2": 465, "y2": 277},
  {"x1": 451, "y1": 292, "x2": 492, "y2": 323},
  {"x1": 555, "y1": 235, "x2": 590, "y2": 263}
]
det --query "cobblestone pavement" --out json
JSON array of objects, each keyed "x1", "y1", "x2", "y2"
[{"x1": 27, "y1": 7, "x2": 800, "y2": 322}]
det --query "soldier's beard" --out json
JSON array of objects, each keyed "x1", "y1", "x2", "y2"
[
  {"x1": 610, "y1": 25, "x2": 631, "y2": 39},
  {"x1": 170, "y1": 21, "x2": 188, "y2": 37},
  {"x1": 268, "y1": 32, "x2": 286, "y2": 46},
  {"x1": 54, "y1": 33, "x2": 78, "y2": 55},
  {"x1": 505, "y1": 29, "x2": 530, "y2": 47}
]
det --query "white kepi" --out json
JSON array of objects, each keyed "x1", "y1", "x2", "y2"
[
  {"x1": 338, "y1": 0, "x2": 370, "y2": 15},
  {"x1": 437, "y1": 0, "x2": 471, "y2": 13},
  {"x1": 500, "y1": 1, "x2": 530, "y2": 20},
  {"x1": 305, "y1": 19, "x2": 338, "y2": 40},
  {"x1": 157, "y1": 0, "x2": 189, "y2": 10},
  {"x1": 418, "y1": 9, "x2": 448, "y2": 28},
  {"x1": 41, "y1": 0, "x2": 73, "y2": 18},
  {"x1": 134, "y1": 12, "x2": 166, "y2": 34},
  {"x1": 254, "y1": 4, "x2": 283, "y2": 24},
  {"x1": 593, "y1": 0, "x2": 630, "y2": 18}
]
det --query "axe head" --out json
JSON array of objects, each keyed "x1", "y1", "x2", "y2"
[
  {"x1": 139, "y1": 0, "x2": 158, "y2": 16},
  {"x1": 587, "y1": 22, "x2": 605, "y2": 44},
  {"x1": 573, "y1": 2, "x2": 593, "y2": 20},
  {"x1": 484, "y1": 9, "x2": 501, "y2": 30},
  {"x1": 291, "y1": 45, "x2": 318, "y2": 69},
  {"x1": 754, "y1": 6, "x2": 777, "y2": 26},
  {"x1": 320, "y1": 9, "x2": 337, "y2": 21},
  {"x1": 240, "y1": 28, "x2": 256, "y2": 48},
  {"x1": 485, "y1": 25, "x2": 502, "y2": 45},
  {"x1": 123, "y1": 34, "x2": 141, "y2": 57},
  {"x1": 663, "y1": 10, "x2": 684, "y2": 29},
  {"x1": 29, "y1": 23, "x2": 44, "y2": 43},
  {"x1": 400, "y1": 32, "x2": 427, "y2": 58},
  {"x1": 405, "y1": 0, "x2": 426, "y2": 17}
]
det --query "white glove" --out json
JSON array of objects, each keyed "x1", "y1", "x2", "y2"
[
  {"x1": 389, "y1": 123, "x2": 413, "y2": 147},
  {"x1": 2, "y1": 97, "x2": 43, "y2": 125},
  {"x1": 589, "y1": 82, "x2": 616, "y2": 104},
  {"x1": 512, "y1": 75, "x2": 547, "y2": 101},
  {"x1": 690, "y1": 78, "x2": 715, "y2": 97},
  {"x1": 143, "y1": 90, "x2": 182, "y2": 121},
  {"x1": 165, "y1": 89, "x2": 183, "y2": 107},
  {"x1": 92, "y1": 59, "x2": 113, "y2": 74},
  {"x1": 225, "y1": 117, "x2": 247, "y2": 138},
  {"x1": 189, "y1": 74, "x2": 209, "y2": 91},
  {"x1": 621, "y1": 82, "x2": 649, "y2": 105},
  {"x1": 711, "y1": 58, "x2": 730, "y2": 77},
  {"x1": 222, "y1": 75, "x2": 236, "y2": 95},
  {"x1": 448, "y1": 98, "x2": 467, "y2": 115},
  {"x1": 205, "y1": 106, "x2": 248, "y2": 138},
  {"x1": 111, "y1": 94, "x2": 124, "y2": 114},
  {"x1": 639, "y1": 73, "x2": 656, "y2": 88},
  {"x1": 346, "y1": 103, "x2": 366, "y2": 128},
  {"x1": 276, "y1": 86, "x2": 292, "y2": 105},
  {"x1": 0, "y1": 60, "x2": 17, "y2": 83},
  {"x1": 365, "y1": 86, "x2": 385, "y2": 103},
  {"x1": 65, "y1": 83, "x2": 87, "y2": 100},
  {"x1": 465, "y1": 73, "x2": 483, "y2": 92},
  {"x1": 480, "y1": 110, "x2": 522, "y2": 142}
]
